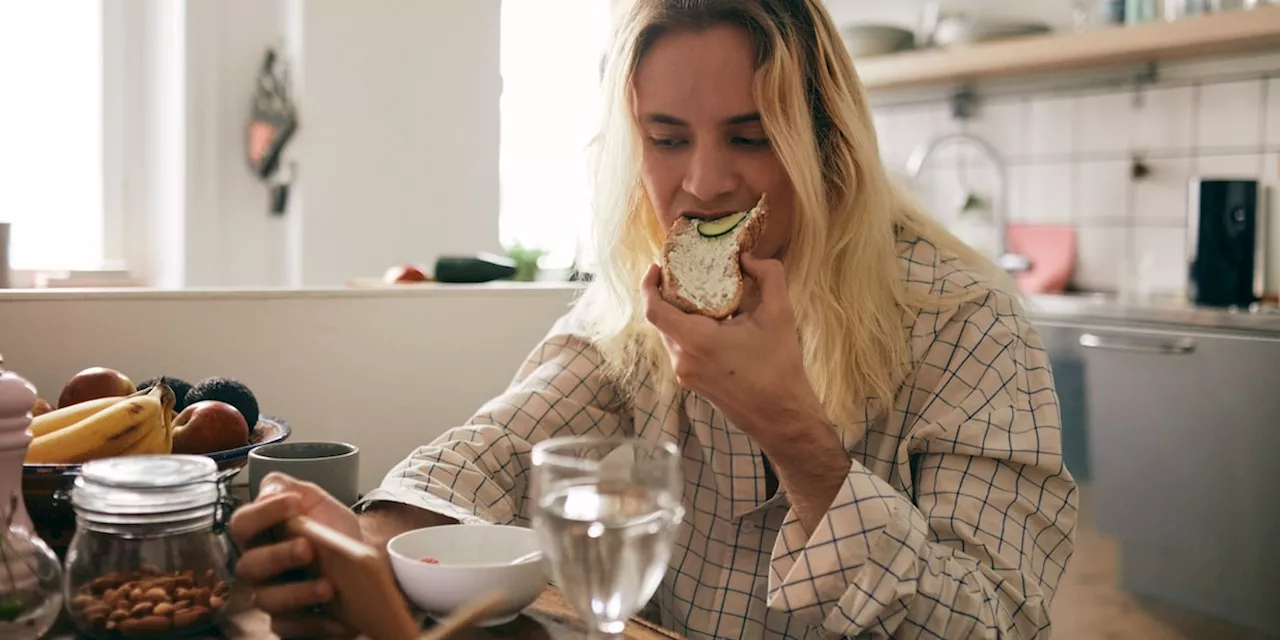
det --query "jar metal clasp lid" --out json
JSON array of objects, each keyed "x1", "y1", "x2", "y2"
[{"x1": 69, "y1": 455, "x2": 243, "y2": 534}]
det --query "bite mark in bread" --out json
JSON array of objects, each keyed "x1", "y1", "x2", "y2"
[{"x1": 660, "y1": 194, "x2": 769, "y2": 320}]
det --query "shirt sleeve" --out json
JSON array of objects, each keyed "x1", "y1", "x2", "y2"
[
  {"x1": 766, "y1": 290, "x2": 1079, "y2": 638},
  {"x1": 354, "y1": 317, "x2": 632, "y2": 526}
]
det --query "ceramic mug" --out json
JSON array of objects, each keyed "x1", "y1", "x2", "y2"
[{"x1": 247, "y1": 441, "x2": 360, "y2": 506}]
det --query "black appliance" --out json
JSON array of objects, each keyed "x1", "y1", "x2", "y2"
[{"x1": 1187, "y1": 178, "x2": 1266, "y2": 308}]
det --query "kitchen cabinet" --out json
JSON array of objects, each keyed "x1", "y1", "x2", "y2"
[
  {"x1": 1080, "y1": 325, "x2": 1280, "y2": 636},
  {"x1": 1036, "y1": 323, "x2": 1092, "y2": 482}
]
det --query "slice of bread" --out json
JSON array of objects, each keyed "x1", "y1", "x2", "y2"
[{"x1": 660, "y1": 194, "x2": 769, "y2": 320}]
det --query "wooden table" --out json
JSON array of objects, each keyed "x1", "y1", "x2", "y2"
[{"x1": 52, "y1": 587, "x2": 681, "y2": 639}]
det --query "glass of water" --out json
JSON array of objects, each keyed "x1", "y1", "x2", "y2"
[{"x1": 530, "y1": 437, "x2": 684, "y2": 639}]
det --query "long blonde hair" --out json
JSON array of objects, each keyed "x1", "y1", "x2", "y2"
[{"x1": 576, "y1": 0, "x2": 1006, "y2": 427}]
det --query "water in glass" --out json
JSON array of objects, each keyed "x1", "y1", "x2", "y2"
[{"x1": 531, "y1": 438, "x2": 683, "y2": 639}]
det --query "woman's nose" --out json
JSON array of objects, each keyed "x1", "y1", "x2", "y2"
[{"x1": 681, "y1": 143, "x2": 738, "y2": 202}]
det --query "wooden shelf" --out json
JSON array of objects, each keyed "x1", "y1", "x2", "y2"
[{"x1": 856, "y1": 6, "x2": 1280, "y2": 91}]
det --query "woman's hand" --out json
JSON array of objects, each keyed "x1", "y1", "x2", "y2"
[
  {"x1": 641, "y1": 254, "x2": 851, "y2": 531},
  {"x1": 640, "y1": 254, "x2": 825, "y2": 443},
  {"x1": 228, "y1": 472, "x2": 360, "y2": 639}
]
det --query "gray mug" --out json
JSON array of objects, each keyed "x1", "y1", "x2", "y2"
[{"x1": 247, "y1": 441, "x2": 360, "y2": 506}]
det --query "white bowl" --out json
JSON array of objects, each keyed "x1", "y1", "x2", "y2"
[
  {"x1": 386, "y1": 524, "x2": 550, "y2": 627},
  {"x1": 840, "y1": 23, "x2": 915, "y2": 58}
]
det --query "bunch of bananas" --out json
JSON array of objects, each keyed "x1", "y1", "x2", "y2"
[{"x1": 25, "y1": 383, "x2": 176, "y2": 464}]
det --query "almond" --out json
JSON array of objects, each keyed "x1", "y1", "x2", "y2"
[
  {"x1": 172, "y1": 605, "x2": 211, "y2": 630},
  {"x1": 120, "y1": 615, "x2": 172, "y2": 636}
]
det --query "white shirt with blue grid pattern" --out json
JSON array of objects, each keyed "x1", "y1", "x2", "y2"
[{"x1": 357, "y1": 231, "x2": 1079, "y2": 639}]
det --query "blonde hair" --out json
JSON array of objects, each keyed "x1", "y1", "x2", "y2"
[{"x1": 577, "y1": 0, "x2": 1007, "y2": 428}]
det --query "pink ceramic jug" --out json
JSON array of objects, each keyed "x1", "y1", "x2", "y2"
[{"x1": 0, "y1": 368, "x2": 36, "y2": 534}]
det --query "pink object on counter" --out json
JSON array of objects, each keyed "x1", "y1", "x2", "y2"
[{"x1": 1005, "y1": 224, "x2": 1076, "y2": 294}]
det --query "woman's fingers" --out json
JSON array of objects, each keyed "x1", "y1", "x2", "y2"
[
  {"x1": 228, "y1": 491, "x2": 299, "y2": 548},
  {"x1": 271, "y1": 612, "x2": 356, "y2": 639},
  {"x1": 235, "y1": 538, "x2": 314, "y2": 584},
  {"x1": 253, "y1": 578, "x2": 335, "y2": 615}
]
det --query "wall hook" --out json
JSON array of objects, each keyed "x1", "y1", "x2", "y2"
[
  {"x1": 1131, "y1": 155, "x2": 1151, "y2": 180},
  {"x1": 948, "y1": 86, "x2": 980, "y2": 121}
]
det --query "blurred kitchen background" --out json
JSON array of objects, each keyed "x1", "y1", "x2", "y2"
[{"x1": 2, "y1": 1, "x2": 1278, "y2": 638}]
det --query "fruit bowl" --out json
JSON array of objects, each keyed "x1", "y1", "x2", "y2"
[{"x1": 21, "y1": 415, "x2": 290, "y2": 557}]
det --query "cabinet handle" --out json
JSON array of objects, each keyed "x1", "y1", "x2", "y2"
[{"x1": 1078, "y1": 333, "x2": 1196, "y2": 354}]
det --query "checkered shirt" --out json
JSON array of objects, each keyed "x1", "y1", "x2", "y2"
[{"x1": 357, "y1": 231, "x2": 1079, "y2": 639}]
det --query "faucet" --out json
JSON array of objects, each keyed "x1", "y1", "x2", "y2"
[{"x1": 905, "y1": 132, "x2": 1031, "y2": 274}]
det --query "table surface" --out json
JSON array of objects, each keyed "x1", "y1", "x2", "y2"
[{"x1": 51, "y1": 587, "x2": 682, "y2": 639}]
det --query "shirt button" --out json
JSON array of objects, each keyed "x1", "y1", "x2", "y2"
[{"x1": 742, "y1": 521, "x2": 756, "y2": 533}]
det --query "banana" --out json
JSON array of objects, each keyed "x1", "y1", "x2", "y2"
[
  {"x1": 29, "y1": 395, "x2": 126, "y2": 438},
  {"x1": 26, "y1": 383, "x2": 176, "y2": 464},
  {"x1": 119, "y1": 415, "x2": 170, "y2": 455},
  {"x1": 118, "y1": 386, "x2": 177, "y2": 456}
]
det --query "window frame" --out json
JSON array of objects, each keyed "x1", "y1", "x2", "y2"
[{"x1": 7, "y1": 0, "x2": 146, "y2": 287}]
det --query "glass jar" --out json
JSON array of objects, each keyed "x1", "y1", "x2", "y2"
[{"x1": 62, "y1": 455, "x2": 236, "y2": 639}]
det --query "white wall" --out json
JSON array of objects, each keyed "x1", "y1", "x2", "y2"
[
  {"x1": 290, "y1": 0, "x2": 503, "y2": 287},
  {"x1": 126, "y1": 0, "x2": 503, "y2": 289},
  {"x1": 0, "y1": 285, "x2": 579, "y2": 492},
  {"x1": 184, "y1": 0, "x2": 292, "y2": 288}
]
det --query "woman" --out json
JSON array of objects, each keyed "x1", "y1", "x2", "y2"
[{"x1": 230, "y1": 1, "x2": 1078, "y2": 638}]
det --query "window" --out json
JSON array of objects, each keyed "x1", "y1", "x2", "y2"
[
  {"x1": 0, "y1": 1, "x2": 106, "y2": 270},
  {"x1": 498, "y1": 2, "x2": 613, "y2": 271}
]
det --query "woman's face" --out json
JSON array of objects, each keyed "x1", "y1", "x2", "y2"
[{"x1": 633, "y1": 24, "x2": 795, "y2": 260}]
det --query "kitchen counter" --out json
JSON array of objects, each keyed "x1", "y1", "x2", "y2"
[
  {"x1": 1024, "y1": 293, "x2": 1280, "y2": 337},
  {"x1": 3, "y1": 285, "x2": 1279, "y2": 336}
]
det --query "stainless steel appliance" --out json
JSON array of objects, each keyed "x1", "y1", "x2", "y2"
[{"x1": 1187, "y1": 178, "x2": 1265, "y2": 307}]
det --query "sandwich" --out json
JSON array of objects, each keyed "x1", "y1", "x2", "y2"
[{"x1": 660, "y1": 194, "x2": 769, "y2": 320}]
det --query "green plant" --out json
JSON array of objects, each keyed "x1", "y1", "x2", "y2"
[{"x1": 506, "y1": 243, "x2": 548, "y2": 282}]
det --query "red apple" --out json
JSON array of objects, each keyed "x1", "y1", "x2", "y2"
[
  {"x1": 58, "y1": 367, "x2": 136, "y2": 408},
  {"x1": 383, "y1": 263, "x2": 430, "y2": 284},
  {"x1": 172, "y1": 401, "x2": 251, "y2": 455}
]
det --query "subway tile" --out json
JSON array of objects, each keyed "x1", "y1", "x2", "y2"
[
  {"x1": 959, "y1": 164, "x2": 1004, "y2": 229},
  {"x1": 873, "y1": 110, "x2": 896, "y2": 165},
  {"x1": 1023, "y1": 163, "x2": 1074, "y2": 224},
  {"x1": 909, "y1": 167, "x2": 965, "y2": 227},
  {"x1": 1008, "y1": 164, "x2": 1032, "y2": 223},
  {"x1": 1196, "y1": 80, "x2": 1263, "y2": 151},
  {"x1": 1132, "y1": 86, "x2": 1195, "y2": 153},
  {"x1": 1133, "y1": 157, "x2": 1193, "y2": 224},
  {"x1": 1028, "y1": 95, "x2": 1076, "y2": 157},
  {"x1": 1076, "y1": 90, "x2": 1132, "y2": 155},
  {"x1": 1266, "y1": 78, "x2": 1280, "y2": 148},
  {"x1": 874, "y1": 108, "x2": 909, "y2": 170},
  {"x1": 965, "y1": 98, "x2": 1026, "y2": 161},
  {"x1": 1132, "y1": 227, "x2": 1189, "y2": 296},
  {"x1": 1075, "y1": 160, "x2": 1131, "y2": 222},
  {"x1": 1074, "y1": 226, "x2": 1130, "y2": 293},
  {"x1": 1194, "y1": 153, "x2": 1264, "y2": 179},
  {"x1": 894, "y1": 105, "x2": 959, "y2": 172}
]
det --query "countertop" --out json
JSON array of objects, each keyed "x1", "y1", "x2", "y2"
[
  {"x1": 2, "y1": 284, "x2": 1279, "y2": 337},
  {"x1": 1024, "y1": 293, "x2": 1280, "y2": 337}
]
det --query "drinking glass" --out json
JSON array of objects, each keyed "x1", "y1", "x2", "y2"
[{"x1": 530, "y1": 437, "x2": 684, "y2": 639}]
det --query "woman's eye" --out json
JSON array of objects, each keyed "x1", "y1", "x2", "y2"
[
  {"x1": 648, "y1": 136, "x2": 687, "y2": 148},
  {"x1": 732, "y1": 136, "x2": 771, "y2": 148}
]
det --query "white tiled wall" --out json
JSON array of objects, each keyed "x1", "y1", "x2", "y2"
[{"x1": 876, "y1": 70, "x2": 1280, "y2": 297}]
